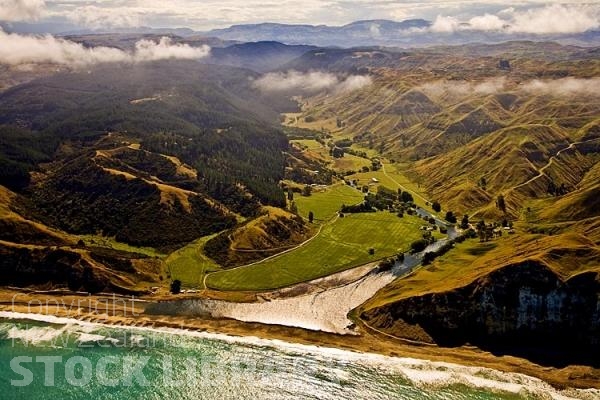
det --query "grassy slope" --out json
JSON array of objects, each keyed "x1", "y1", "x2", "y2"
[
  {"x1": 362, "y1": 227, "x2": 600, "y2": 312},
  {"x1": 291, "y1": 139, "x2": 372, "y2": 173},
  {"x1": 206, "y1": 211, "x2": 424, "y2": 291},
  {"x1": 166, "y1": 235, "x2": 222, "y2": 289}
]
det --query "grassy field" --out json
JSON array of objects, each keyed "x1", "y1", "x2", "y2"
[
  {"x1": 331, "y1": 154, "x2": 372, "y2": 172},
  {"x1": 205, "y1": 211, "x2": 425, "y2": 291},
  {"x1": 166, "y1": 235, "x2": 222, "y2": 289},
  {"x1": 291, "y1": 139, "x2": 372, "y2": 172},
  {"x1": 294, "y1": 183, "x2": 363, "y2": 221},
  {"x1": 347, "y1": 163, "x2": 432, "y2": 210},
  {"x1": 292, "y1": 139, "x2": 322, "y2": 150}
]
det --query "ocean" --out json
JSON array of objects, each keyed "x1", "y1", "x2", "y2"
[{"x1": 0, "y1": 313, "x2": 597, "y2": 400}]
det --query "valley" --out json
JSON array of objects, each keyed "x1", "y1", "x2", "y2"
[{"x1": 1, "y1": 31, "x2": 600, "y2": 394}]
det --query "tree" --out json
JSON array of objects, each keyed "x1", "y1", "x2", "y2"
[
  {"x1": 432, "y1": 201, "x2": 441, "y2": 212},
  {"x1": 302, "y1": 185, "x2": 312, "y2": 197},
  {"x1": 378, "y1": 258, "x2": 395, "y2": 271},
  {"x1": 476, "y1": 220, "x2": 488, "y2": 242},
  {"x1": 496, "y1": 195, "x2": 506, "y2": 213},
  {"x1": 170, "y1": 279, "x2": 182, "y2": 294},
  {"x1": 308, "y1": 211, "x2": 314, "y2": 223},
  {"x1": 410, "y1": 239, "x2": 428, "y2": 253},
  {"x1": 401, "y1": 191, "x2": 414, "y2": 203},
  {"x1": 287, "y1": 188, "x2": 294, "y2": 201},
  {"x1": 422, "y1": 251, "x2": 436, "y2": 265},
  {"x1": 445, "y1": 211, "x2": 457, "y2": 224},
  {"x1": 461, "y1": 214, "x2": 470, "y2": 230},
  {"x1": 396, "y1": 253, "x2": 405, "y2": 263},
  {"x1": 332, "y1": 147, "x2": 345, "y2": 158}
]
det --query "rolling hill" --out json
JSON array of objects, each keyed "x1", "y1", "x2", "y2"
[{"x1": 286, "y1": 41, "x2": 600, "y2": 364}]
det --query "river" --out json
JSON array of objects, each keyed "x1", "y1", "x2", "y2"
[{"x1": 147, "y1": 207, "x2": 457, "y2": 334}]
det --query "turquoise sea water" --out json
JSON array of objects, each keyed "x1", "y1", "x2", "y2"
[{"x1": 0, "y1": 314, "x2": 596, "y2": 400}]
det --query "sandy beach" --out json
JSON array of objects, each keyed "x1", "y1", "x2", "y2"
[{"x1": 1, "y1": 288, "x2": 599, "y2": 391}]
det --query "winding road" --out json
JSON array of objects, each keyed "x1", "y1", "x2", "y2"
[{"x1": 512, "y1": 137, "x2": 600, "y2": 191}]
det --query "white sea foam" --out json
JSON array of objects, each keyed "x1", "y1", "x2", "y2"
[
  {"x1": 0, "y1": 311, "x2": 597, "y2": 399},
  {"x1": 76, "y1": 332, "x2": 119, "y2": 344},
  {"x1": 6, "y1": 325, "x2": 68, "y2": 345}
]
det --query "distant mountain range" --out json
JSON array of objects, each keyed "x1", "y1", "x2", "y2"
[
  {"x1": 204, "y1": 19, "x2": 430, "y2": 47},
  {"x1": 4, "y1": 19, "x2": 600, "y2": 48},
  {"x1": 202, "y1": 19, "x2": 600, "y2": 47}
]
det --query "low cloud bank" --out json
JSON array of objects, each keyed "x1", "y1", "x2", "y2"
[
  {"x1": 419, "y1": 77, "x2": 600, "y2": 98},
  {"x1": 419, "y1": 78, "x2": 507, "y2": 98},
  {"x1": 521, "y1": 77, "x2": 600, "y2": 97},
  {"x1": 430, "y1": 4, "x2": 599, "y2": 34},
  {"x1": 253, "y1": 70, "x2": 372, "y2": 94},
  {"x1": 0, "y1": 31, "x2": 210, "y2": 66}
]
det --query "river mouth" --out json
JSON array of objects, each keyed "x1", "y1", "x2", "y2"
[{"x1": 146, "y1": 216, "x2": 456, "y2": 335}]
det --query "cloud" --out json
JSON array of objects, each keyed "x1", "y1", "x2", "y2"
[
  {"x1": 369, "y1": 23, "x2": 381, "y2": 38},
  {"x1": 521, "y1": 78, "x2": 600, "y2": 97},
  {"x1": 507, "y1": 4, "x2": 600, "y2": 34},
  {"x1": 468, "y1": 13, "x2": 506, "y2": 31},
  {"x1": 418, "y1": 77, "x2": 600, "y2": 99},
  {"x1": 419, "y1": 78, "x2": 508, "y2": 97},
  {"x1": 0, "y1": 0, "x2": 45, "y2": 21},
  {"x1": 63, "y1": 5, "x2": 142, "y2": 29},
  {"x1": 430, "y1": 15, "x2": 460, "y2": 33},
  {"x1": 0, "y1": 31, "x2": 210, "y2": 66},
  {"x1": 252, "y1": 70, "x2": 371, "y2": 94},
  {"x1": 430, "y1": 4, "x2": 600, "y2": 34},
  {"x1": 133, "y1": 37, "x2": 210, "y2": 61},
  {"x1": 336, "y1": 75, "x2": 373, "y2": 93}
]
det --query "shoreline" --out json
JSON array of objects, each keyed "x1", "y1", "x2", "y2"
[
  {"x1": 1, "y1": 289, "x2": 599, "y2": 391},
  {"x1": 2, "y1": 310, "x2": 599, "y2": 399}
]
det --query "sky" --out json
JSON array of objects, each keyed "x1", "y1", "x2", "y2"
[{"x1": 0, "y1": 0, "x2": 599, "y2": 32}]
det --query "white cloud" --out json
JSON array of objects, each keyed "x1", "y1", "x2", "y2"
[
  {"x1": 507, "y1": 4, "x2": 600, "y2": 34},
  {"x1": 369, "y1": 23, "x2": 381, "y2": 38},
  {"x1": 430, "y1": 15, "x2": 460, "y2": 33},
  {"x1": 335, "y1": 74, "x2": 373, "y2": 93},
  {"x1": 419, "y1": 78, "x2": 508, "y2": 97},
  {"x1": 133, "y1": 37, "x2": 210, "y2": 61},
  {"x1": 418, "y1": 77, "x2": 600, "y2": 98},
  {"x1": 252, "y1": 70, "x2": 371, "y2": 94},
  {"x1": 468, "y1": 13, "x2": 506, "y2": 31},
  {"x1": 0, "y1": 31, "x2": 210, "y2": 66},
  {"x1": 430, "y1": 4, "x2": 600, "y2": 34},
  {"x1": 521, "y1": 77, "x2": 600, "y2": 97},
  {"x1": 0, "y1": 0, "x2": 45, "y2": 21}
]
